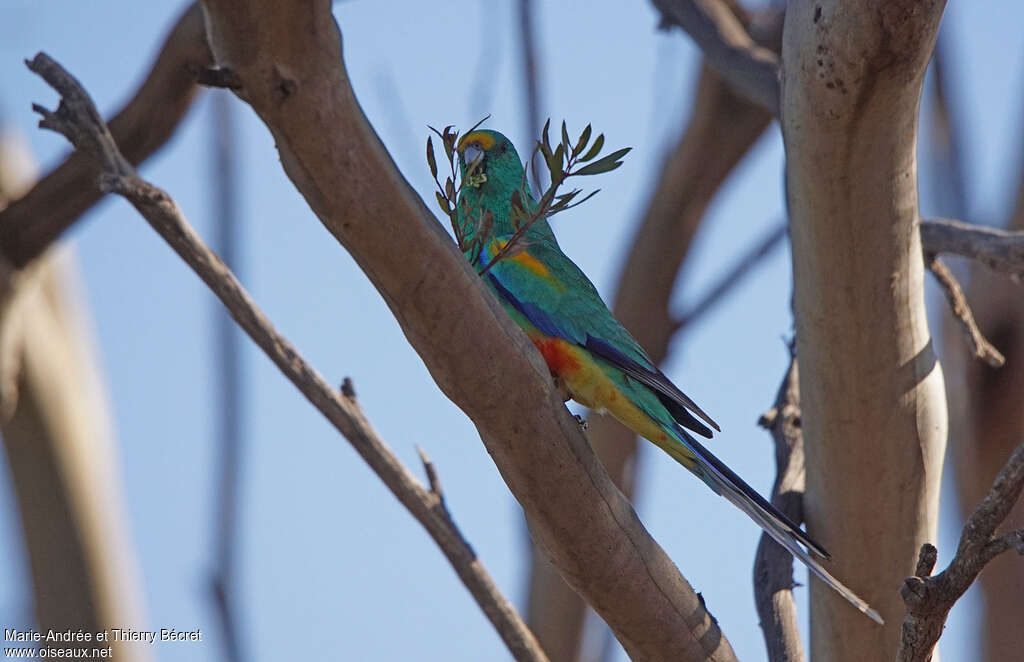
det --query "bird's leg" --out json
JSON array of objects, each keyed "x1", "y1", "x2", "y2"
[
  {"x1": 552, "y1": 374, "x2": 573, "y2": 403},
  {"x1": 550, "y1": 375, "x2": 587, "y2": 430}
]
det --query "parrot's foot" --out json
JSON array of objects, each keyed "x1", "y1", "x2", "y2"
[
  {"x1": 552, "y1": 375, "x2": 573, "y2": 403},
  {"x1": 573, "y1": 414, "x2": 588, "y2": 431}
]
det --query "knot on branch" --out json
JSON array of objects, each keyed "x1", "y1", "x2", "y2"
[
  {"x1": 900, "y1": 576, "x2": 928, "y2": 608},
  {"x1": 190, "y1": 65, "x2": 241, "y2": 90}
]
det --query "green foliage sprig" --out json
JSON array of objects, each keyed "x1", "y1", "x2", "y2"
[{"x1": 426, "y1": 119, "x2": 630, "y2": 274}]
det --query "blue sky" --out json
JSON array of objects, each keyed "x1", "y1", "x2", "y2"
[{"x1": 1, "y1": 2, "x2": 1022, "y2": 660}]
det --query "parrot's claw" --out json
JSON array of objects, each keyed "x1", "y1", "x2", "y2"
[
  {"x1": 573, "y1": 414, "x2": 588, "y2": 431},
  {"x1": 552, "y1": 375, "x2": 573, "y2": 403}
]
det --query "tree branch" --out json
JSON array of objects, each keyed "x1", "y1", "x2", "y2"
[
  {"x1": 195, "y1": 1, "x2": 739, "y2": 658},
  {"x1": 925, "y1": 255, "x2": 1005, "y2": 368},
  {"x1": 0, "y1": 3, "x2": 210, "y2": 269},
  {"x1": 896, "y1": 441, "x2": 1024, "y2": 662},
  {"x1": 0, "y1": 127, "x2": 151, "y2": 662},
  {"x1": 781, "y1": 2, "x2": 948, "y2": 656},
  {"x1": 27, "y1": 51, "x2": 549, "y2": 662},
  {"x1": 753, "y1": 349, "x2": 805, "y2": 662},
  {"x1": 921, "y1": 217, "x2": 1024, "y2": 280},
  {"x1": 650, "y1": 0, "x2": 780, "y2": 113},
  {"x1": 920, "y1": 216, "x2": 1024, "y2": 368}
]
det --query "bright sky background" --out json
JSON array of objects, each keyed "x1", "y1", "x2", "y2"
[{"x1": 1, "y1": 2, "x2": 1022, "y2": 661}]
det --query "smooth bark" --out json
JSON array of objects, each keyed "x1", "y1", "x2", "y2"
[{"x1": 780, "y1": 1, "x2": 948, "y2": 658}]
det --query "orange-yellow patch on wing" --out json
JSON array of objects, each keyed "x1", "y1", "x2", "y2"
[
  {"x1": 486, "y1": 238, "x2": 557, "y2": 282},
  {"x1": 457, "y1": 130, "x2": 496, "y2": 152},
  {"x1": 507, "y1": 250, "x2": 553, "y2": 279}
]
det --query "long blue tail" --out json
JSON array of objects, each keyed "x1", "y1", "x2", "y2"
[{"x1": 671, "y1": 426, "x2": 883, "y2": 625}]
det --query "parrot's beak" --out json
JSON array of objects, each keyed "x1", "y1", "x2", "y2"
[{"x1": 463, "y1": 144, "x2": 483, "y2": 168}]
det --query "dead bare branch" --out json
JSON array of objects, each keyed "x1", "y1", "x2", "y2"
[
  {"x1": 0, "y1": 3, "x2": 210, "y2": 268},
  {"x1": 753, "y1": 349, "x2": 806, "y2": 662},
  {"x1": 925, "y1": 255, "x2": 1005, "y2": 368},
  {"x1": 921, "y1": 217, "x2": 1024, "y2": 280},
  {"x1": 896, "y1": 441, "x2": 1024, "y2": 662},
  {"x1": 27, "y1": 51, "x2": 549, "y2": 662}
]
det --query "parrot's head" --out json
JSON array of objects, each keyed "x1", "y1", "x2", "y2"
[
  {"x1": 456, "y1": 129, "x2": 525, "y2": 193},
  {"x1": 453, "y1": 128, "x2": 556, "y2": 258}
]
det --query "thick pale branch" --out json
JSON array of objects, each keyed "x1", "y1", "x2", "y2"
[
  {"x1": 28, "y1": 51, "x2": 548, "y2": 662},
  {"x1": 896, "y1": 442, "x2": 1024, "y2": 662},
  {"x1": 651, "y1": 0, "x2": 780, "y2": 112},
  {"x1": 921, "y1": 217, "x2": 1024, "y2": 279},
  {"x1": 781, "y1": 2, "x2": 948, "y2": 656},
  {"x1": 0, "y1": 3, "x2": 210, "y2": 268},
  {"x1": 753, "y1": 350, "x2": 805, "y2": 662},
  {"x1": 195, "y1": 1, "x2": 738, "y2": 659},
  {"x1": 0, "y1": 130, "x2": 150, "y2": 662}
]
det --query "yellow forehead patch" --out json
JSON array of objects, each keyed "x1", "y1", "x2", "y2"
[{"x1": 457, "y1": 131, "x2": 495, "y2": 153}]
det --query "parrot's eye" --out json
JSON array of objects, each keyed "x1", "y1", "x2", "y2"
[{"x1": 463, "y1": 143, "x2": 484, "y2": 167}]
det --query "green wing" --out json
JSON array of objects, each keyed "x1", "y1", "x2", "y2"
[{"x1": 480, "y1": 235, "x2": 719, "y2": 437}]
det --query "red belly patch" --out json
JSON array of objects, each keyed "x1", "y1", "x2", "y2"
[{"x1": 532, "y1": 337, "x2": 582, "y2": 376}]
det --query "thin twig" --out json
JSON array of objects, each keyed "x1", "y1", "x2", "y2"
[
  {"x1": 895, "y1": 441, "x2": 1024, "y2": 662},
  {"x1": 27, "y1": 51, "x2": 549, "y2": 662},
  {"x1": 416, "y1": 445, "x2": 444, "y2": 503},
  {"x1": 925, "y1": 254, "x2": 1005, "y2": 368},
  {"x1": 921, "y1": 217, "x2": 1024, "y2": 280},
  {"x1": 675, "y1": 221, "x2": 787, "y2": 332},
  {"x1": 753, "y1": 347, "x2": 806, "y2": 662},
  {"x1": 0, "y1": 3, "x2": 210, "y2": 268},
  {"x1": 651, "y1": 0, "x2": 780, "y2": 113}
]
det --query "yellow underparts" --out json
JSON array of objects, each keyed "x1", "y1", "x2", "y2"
[{"x1": 527, "y1": 330, "x2": 698, "y2": 470}]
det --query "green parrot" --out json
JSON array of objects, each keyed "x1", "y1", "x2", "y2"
[{"x1": 454, "y1": 128, "x2": 881, "y2": 624}]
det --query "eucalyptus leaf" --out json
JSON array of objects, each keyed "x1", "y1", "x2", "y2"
[
  {"x1": 573, "y1": 124, "x2": 592, "y2": 158},
  {"x1": 580, "y1": 133, "x2": 604, "y2": 162},
  {"x1": 574, "y1": 147, "x2": 630, "y2": 176},
  {"x1": 426, "y1": 136, "x2": 437, "y2": 179}
]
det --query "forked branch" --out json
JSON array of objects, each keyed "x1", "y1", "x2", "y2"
[{"x1": 896, "y1": 441, "x2": 1024, "y2": 662}]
